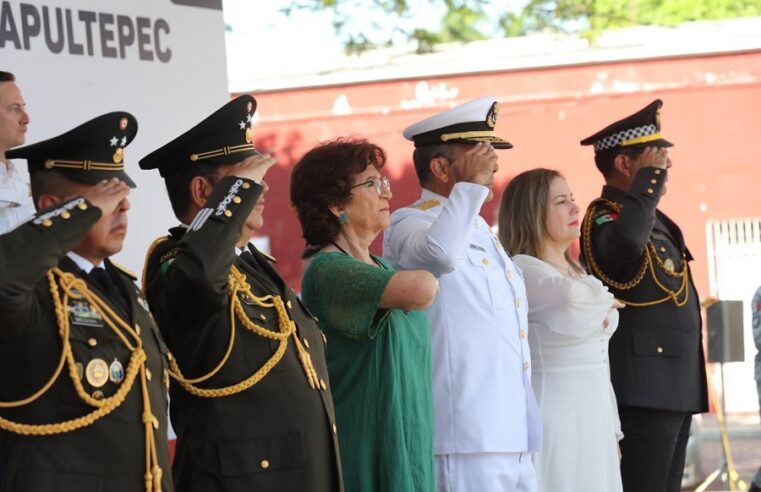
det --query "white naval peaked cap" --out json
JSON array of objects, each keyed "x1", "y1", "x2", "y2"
[{"x1": 402, "y1": 96, "x2": 513, "y2": 149}]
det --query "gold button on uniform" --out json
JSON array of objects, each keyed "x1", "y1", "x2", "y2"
[
  {"x1": 656, "y1": 346, "x2": 664, "y2": 354},
  {"x1": 78, "y1": 202, "x2": 88, "y2": 210},
  {"x1": 61, "y1": 211, "x2": 71, "y2": 219},
  {"x1": 287, "y1": 300, "x2": 292, "y2": 309},
  {"x1": 506, "y1": 269, "x2": 512, "y2": 279},
  {"x1": 242, "y1": 182, "x2": 251, "y2": 189},
  {"x1": 519, "y1": 329, "x2": 526, "y2": 339},
  {"x1": 42, "y1": 219, "x2": 53, "y2": 227},
  {"x1": 515, "y1": 298, "x2": 521, "y2": 309},
  {"x1": 650, "y1": 179, "x2": 657, "y2": 184},
  {"x1": 224, "y1": 210, "x2": 232, "y2": 217},
  {"x1": 260, "y1": 460, "x2": 270, "y2": 469},
  {"x1": 135, "y1": 324, "x2": 141, "y2": 335},
  {"x1": 259, "y1": 314, "x2": 267, "y2": 321},
  {"x1": 92, "y1": 390, "x2": 104, "y2": 400},
  {"x1": 146, "y1": 368, "x2": 152, "y2": 381},
  {"x1": 87, "y1": 338, "x2": 97, "y2": 347},
  {"x1": 523, "y1": 362, "x2": 529, "y2": 370},
  {"x1": 646, "y1": 188, "x2": 654, "y2": 194},
  {"x1": 654, "y1": 169, "x2": 662, "y2": 175},
  {"x1": 332, "y1": 423, "x2": 337, "y2": 434},
  {"x1": 481, "y1": 258, "x2": 489, "y2": 266},
  {"x1": 232, "y1": 196, "x2": 242, "y2": 204},
  {"x1": 303, "y1": 337, "x2": 310, "y2": 349},
  {"x1": 660, "y1": 246, "x2": 666, "y2": 253}
]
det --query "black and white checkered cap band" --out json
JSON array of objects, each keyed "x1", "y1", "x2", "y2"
[{"x1": 594, "y1": 124, "x2": 658, "y2": 151}]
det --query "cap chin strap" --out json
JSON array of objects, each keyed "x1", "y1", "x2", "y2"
[
  {"x1": 440, "y1": 130, "x2": 497, "y2": 142},
  {"x1": 621, "y1": 132, "x2": 664, "y2": 147},
  {"x1": 45, "y1": 160, "x2": 124, "y2": 171},
  {"x1": 189, "y1": 143, "x2": 257, "y2": 162}
]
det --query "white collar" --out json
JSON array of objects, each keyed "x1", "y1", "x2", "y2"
[
  {"x1": 67, "y1": 251, "x2": 102, "y2": 273},
  {"x1": 419, "y1": 187, "x2": 448, "y2": 206}
]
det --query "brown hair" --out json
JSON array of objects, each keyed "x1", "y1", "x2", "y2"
[
  {"x1": 290, "y1": 138, "x2": 386, "y2": 246},
  {"x1": 498, "y1": 168, "x2": 581, "y2": 270},
  {"x1": 0, "y1": 72, "x2": 15, "y2": 83}
]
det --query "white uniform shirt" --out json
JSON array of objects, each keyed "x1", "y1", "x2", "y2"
[
  {"x1": 0, "y1": 160, "x2": 35, "y2": 234},
  {"x1": 384, "y1": 182, "x2": 542, "y2": 455}
]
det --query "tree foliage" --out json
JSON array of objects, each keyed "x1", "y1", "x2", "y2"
[{"x1": 283, "y1": 0, "x2": 761, "y2": 53}]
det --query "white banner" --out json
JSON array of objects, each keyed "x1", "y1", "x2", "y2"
[{"x1": 2, "y1": 0, "x2": 230, "y2": 273}]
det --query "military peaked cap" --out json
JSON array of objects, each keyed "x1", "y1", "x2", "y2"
[
  {"x1": 580, "y1": 99, "x2": 673, "y2": 153},
  {"x1": 403, "y1": 96, "x2": 513, "y2": 149},
  {"x1": 6, "y1": 112, "x2": 137, "y2": 187},
  {"x1": 139, "y1": 95, "x2": 262, "y2": 177}
]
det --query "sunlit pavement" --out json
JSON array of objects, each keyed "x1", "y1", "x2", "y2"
[{"x1": 682, "y1": 413, "x2": 761, "y2": 491}]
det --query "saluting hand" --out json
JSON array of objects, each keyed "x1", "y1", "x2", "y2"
[
  {"x1": 637, "y1": 147, "x2": 670, "y2": 170},
  {"x1": 83, "y1": 178, "x2": 130, "y2": 215},
  {"x1": 228, "y1": 153, "x2": 279, "y2": 184},
  {"x1": 450, "y1": 142, "x2": 498, "y2": 186}
]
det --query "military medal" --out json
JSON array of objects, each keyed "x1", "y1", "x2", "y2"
[
  {"x1": 109, "y1": 358, "x2": 125, "y2": 383},
  {"x1": 85, "y1": 358, "x2": 109, "y2": 388},
  {"x1": 663, "y1": 258, "x2": 675, "y2": 273}
]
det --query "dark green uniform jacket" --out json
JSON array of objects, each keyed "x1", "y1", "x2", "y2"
[
  {"x1": 143, "y1": 176, "x2": 343, "y2": 492},
  {"x1": 0, "y1": 197, "x2": 173, "y2": 492},
  {"x1": 580, "y1": 167, "x2": 708, "y2": 413}
]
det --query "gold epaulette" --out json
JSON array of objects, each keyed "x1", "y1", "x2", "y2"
[
  {"x1": 110, "y1": 260, "x2": 137, "y2": 280},
  {"x1": 409, "y1": 199, "x2": 440, "y2": 211}
]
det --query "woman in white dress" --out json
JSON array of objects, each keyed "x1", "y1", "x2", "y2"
[{"x1": 498, "y1": 168, "x2": 624, "y2": 492}]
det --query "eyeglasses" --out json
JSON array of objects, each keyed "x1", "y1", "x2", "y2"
[{"x1": 351, "y1": 176, "x2": 391, "y2": 196}]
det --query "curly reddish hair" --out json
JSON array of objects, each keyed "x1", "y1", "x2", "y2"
[{"x1": 290, "y1": 138, "x2": 387, "y2": 246}]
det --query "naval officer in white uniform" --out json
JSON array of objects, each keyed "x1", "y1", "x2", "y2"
[{"x1": 383, "y1": 97, "x2": 541, "y2": 492}]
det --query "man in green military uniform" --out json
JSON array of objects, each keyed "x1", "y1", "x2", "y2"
[
  {"x1": 139, "y1": 95, "x2": 343, "y2": 491},
  {"x1": 0, "y1": 113, "x2": 172, "y2": 492},
  {"x1": 579, "y1": 100, "x2": 708, "y2": 492}
]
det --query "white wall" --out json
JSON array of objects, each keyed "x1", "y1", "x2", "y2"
[{"x1": 2, "y1": 0, "x2": 230, "y2": 274}]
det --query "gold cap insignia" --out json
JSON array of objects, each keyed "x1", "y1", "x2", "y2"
[
  {"x1": 486, "y1": 102, "x2": 499, "y2": 129},
  {"x1": 113, "y1": 147, "x2": 124, "y2": 164}
]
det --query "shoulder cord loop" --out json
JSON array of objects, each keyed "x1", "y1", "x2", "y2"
[
  {"x1": 582, "y1": 199, "x2": 690, "y2": 308},
  {"x1": 0, "y1": 268, "x2": 163, "y2": 491}
]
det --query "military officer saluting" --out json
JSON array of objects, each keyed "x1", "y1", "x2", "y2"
[
  {"x1": 383, "y1": 97, "x2": 541, "y2": 492},
  {"x1": 579, "y1": 100, "x2": 708, "y2": 492},
  {"x1": 0, "y1": 113, "x2": 172, "y2": 492},
  {"x1": 139, "y1": 95, "x2": 342, "y2": 491}
]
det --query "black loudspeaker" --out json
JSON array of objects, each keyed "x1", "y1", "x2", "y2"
[{"x1": 706, "y1": 300, "x2": 745, "y2": 363}]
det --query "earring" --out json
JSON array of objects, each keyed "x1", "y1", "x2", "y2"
[{"x1": 338, "y1": 211, "x2": 349, "y2": 224}]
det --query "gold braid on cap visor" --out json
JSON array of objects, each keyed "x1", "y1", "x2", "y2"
[
  {"x1": 44, "y1": 160, "x2": 124, "y2": 171},
  {"x1": 189, "y1": 144, "x2": 257, "y2": 162}
]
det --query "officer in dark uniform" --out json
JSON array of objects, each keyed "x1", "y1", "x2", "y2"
[
  {"x1": 579, "y1": 100, "x2": 708, "y2": 492},
  {"x1": 139, "y1": 95, "x2": 343, "y2": 492},
  {"x1": 0, "y1": 113, "x2": 172, "y2": 492}
]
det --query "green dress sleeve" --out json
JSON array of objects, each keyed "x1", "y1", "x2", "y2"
[{"x1": 303, "y1": 252, "x2": 395, "y2": 340}]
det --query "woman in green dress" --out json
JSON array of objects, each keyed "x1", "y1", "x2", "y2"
[{"x1": 290, "y1": 138, "x2": 438, "y2": 492}]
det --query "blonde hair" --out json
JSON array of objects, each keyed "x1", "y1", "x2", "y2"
[{"x1": 498, "y1": 168, "x2": 582, "y2": 271}]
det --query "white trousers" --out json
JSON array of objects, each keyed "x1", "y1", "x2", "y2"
[{"x1": 435, "y1": 453, "x2": 537, "y2": 492}]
